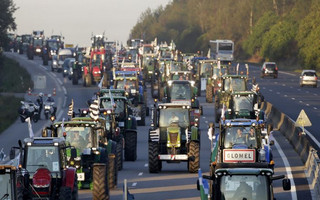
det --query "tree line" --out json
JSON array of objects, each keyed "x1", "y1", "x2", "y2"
[
  {"x1": 130, "y1": 0, "x2": 320, "y2": 70},
  {"x1": 0, "y1": 0, "x2": 17, "y2": 51}
]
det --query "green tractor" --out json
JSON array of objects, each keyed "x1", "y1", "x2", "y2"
[
  {"x1": 43, "y1": 119, "x2": 115, "y2": 200},
  {"x1": 214, "y1": 74, "x2": 248, "y2": 123},
  {"x1": 142, "y1": 53, "x2": 157, "y2": 82},
  {"x1": 148, "y1": 102, "x2": 200, "y2": 173},
  {"x1": 99, "y1": 92, "x2": 138, "y2": 161}
]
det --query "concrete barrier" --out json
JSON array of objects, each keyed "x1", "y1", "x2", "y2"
[{"x1": 261, "y1": 101, "x2": 320, "y2": 199}]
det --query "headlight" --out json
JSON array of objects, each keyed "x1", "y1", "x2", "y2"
[
  {"x1": 45, "y1": 105, "x2": 51, "y2": 109},
  {"x1": 131, "y1": 89, "x2": 136, "y2": 94}
]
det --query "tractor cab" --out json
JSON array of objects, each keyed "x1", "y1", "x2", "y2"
[{"x1": 0, "y1": 165, "x2": 19, "y2": 200}]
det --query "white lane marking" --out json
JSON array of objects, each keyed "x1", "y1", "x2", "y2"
[
  {"x1": 298, "y1": 89, "x2": 301, "y2": 91},
  {"x1": 202, "y1": 116, "x2": 206, "y2": 119},
  {"x1": 284, "y1": 95, "x2": 288, "y2": 97},
  {"x1": 62, "y1": 86, "x2": 67, "y2": 95},
  {"x1": 314, "y1": 94, "x2": 318, "y2": 96},
  {"x1": 279, "y1": 71, "x2": 296, "y2": 76},
  {"x1": 57, "y1": 78, "x2": 63, "y2": 85},
  {"x1": 273, "y1": 138, "x2": 297, "y2": 200},
  {"x1": 144, "y1": 163, "x2": 148, "y2": 167},
  {"x1": 51, "y1": 72, "x2": 57, "y2": 77},
  {"x1": 138, "y1": 172, "x2": 143, "y2": 176},
  {"x1": 276, "y1": 92, "x2": 280, "y2": 95},
  {"x1": 63, "y1": 96, "x2": 67, "y2": 108},
  {"x1": 132, "y1": 183, "x2": 137, "y2": 187},
  {"x1": 205, "y1": 121, "x2": 208, "y2": 124},
  {"x1": 314, "y1": 107, "x2": 318, "y2": 110},
  {"x1": 40, "y1": 65, "x2": 47, "y2": 70},
  {"x1": 262, "y1": 87, "x2": 266, "y2": 89},
  {"x1": 291, "y1": 98, "x2": 295, "y2": 100},
  {"x1": 282, "y1": 84, "x2": 286, "y2": 87},
  {"x1": 306, "y1": 104, "x2": 310, "y2": 107},
  {"x1": 290, "y1": 86, "x2": 293, "y2": 89},
  {"x1": 299, "y1": 101, "x2": 303, "y2": 103},
  {"x1": 306, "y1": 91, "x2": 309, "y2": 93},
  {"x1": 269, "y1": 89, "x2": 273, "y2": 92},
  {"x1": 57, "y1": 110, "x2": 64, "y2": 121}
]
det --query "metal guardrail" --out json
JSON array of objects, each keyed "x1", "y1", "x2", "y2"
[{"x1": 261, "y1": 102, "x2": 320, "y2": 200}]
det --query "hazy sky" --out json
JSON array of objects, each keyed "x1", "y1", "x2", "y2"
[{"x1": 13, "y1": 0, "x2": 171, "y2": 47}]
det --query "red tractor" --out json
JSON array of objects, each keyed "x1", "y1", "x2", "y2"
[{"x1": 83, "y1": 47, "x2": 108, "y2": 87}]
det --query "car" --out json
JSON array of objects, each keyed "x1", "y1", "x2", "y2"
[
  {"x1": 300, "y1": 70, "x2": 318, "y2": 87},
  {"x1": 51, "y1": 55, "x2": 60, "y2": 72},
  {"x1": 62, "y1": 58, "x2": 75, "y2": 77},
  {"x1": 261, "y1": 62, "x2": 278, "y2": 78}
]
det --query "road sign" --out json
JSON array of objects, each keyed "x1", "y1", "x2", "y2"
[{"x1": 295, "y1": 109, "x2": 312, "y2": 127}]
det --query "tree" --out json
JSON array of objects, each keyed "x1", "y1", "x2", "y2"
[{"x1": 0, "y1": 0, "x2": 17, "y2": 49}]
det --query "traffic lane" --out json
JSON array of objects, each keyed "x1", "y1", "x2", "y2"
[
  {"x1": 105, "y1": 92, "x2": 214, "y2": 200},
  {"x1": 272, "y1": 131, "x2": 312, "y2": 200},
  {"x1": 0, "y1": 53, "x2": 65, "y2": 159}
]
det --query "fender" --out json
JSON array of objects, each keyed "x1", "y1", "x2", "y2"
[{"x1": 63, "y1": 167, "x2": 76, "y2": 190}]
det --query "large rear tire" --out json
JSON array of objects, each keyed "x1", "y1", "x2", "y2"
[
  {"x1": 116, "y1": 136, "x2": 124, "y2": 171},
  {"x1": 108, "y1": 153, "x2": 117, "y2": 189},
  {"x1": 206, "y1": 84, "x2": 213, "y2": 103},
  {"x1": 72, "y1": 175, "x2": 78, "y2": 200},
  {"x1": 148, "y1": 142, "x2": 160, "y2": 173},
  {"x1": 124, "y1": 131, "x2": 137, "y2": 161},
  {"x1": 137, "y1": 106, "x2": 146, "y2": 126},
  {"x1": 93, "y1": 163, "x2": 109, "y2": 200},
  {"x1": 188, "y1": 141, "x2": 200, "y2": 173}
]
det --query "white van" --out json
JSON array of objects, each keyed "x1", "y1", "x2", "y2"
[{"x1": 56, "y1": 49, "x2": 73, "y2": 71}]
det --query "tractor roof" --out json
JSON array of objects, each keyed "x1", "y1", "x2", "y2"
[
  {"x1": 23, "y1": 137, "x2": 66, "y2": 146},
  {"x1": 99, "y1": 88, "x2": 126, "y2": 97},
  {"x1": 221, "y1": 119, "x2": 264, "y2": 127},
  {"x1": 158, "y1": 102, "x2": 192, "y2": 108}
]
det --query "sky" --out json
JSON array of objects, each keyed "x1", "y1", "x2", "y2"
[{"x1": 13, "y1": 0, "x2": 171, "y2": 47}]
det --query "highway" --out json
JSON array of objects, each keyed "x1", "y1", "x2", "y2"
[{"x1": 0, "y1": 53, "x2": 314, "y2": 200}]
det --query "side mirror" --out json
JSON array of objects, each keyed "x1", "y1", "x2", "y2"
[
  {"x1": 70, "y1": 148, "x2": 77, "y2": 159},
  {"x1": 10, "y1": 149, "x2": 15, "y2": 160},
  {"x1": 282, "y1": 178, "x2": 291, "y2": 190}
]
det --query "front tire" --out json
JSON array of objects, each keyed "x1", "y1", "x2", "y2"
[
  {"x1": 206, "y1": 84, "x2": 213, "y2": 103},
  {"x1": 148, "y1": 142, "x2": 160, "y2": 173},
  {"x1": 116, "y1": 136, "x2": 124, "y2": 171},
  {"x1": 93, "y1": 163, "x2": 109, "y2": 200},
  {"x1": 124, "y1": 131, "x2": 137, "y2": 161},
  {"x1": 188, "y1": 141, "x2": 200, "y2": 173}
]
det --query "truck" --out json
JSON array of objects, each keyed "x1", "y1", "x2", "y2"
[{"x1": 148, "y1": 102, "x2": 200, "y2": 173}]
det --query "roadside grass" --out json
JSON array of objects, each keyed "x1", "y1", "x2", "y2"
[
  {"x1": 0, "y1": 55, "x2": 33, "y2": 133},
  {"x1": 0, "y1": 55, "x2": 33, "y2": 92},
  {"x1": 0, "y1": 95, "x2": 23, "y2": 133}
]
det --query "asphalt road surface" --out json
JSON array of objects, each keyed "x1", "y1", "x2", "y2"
[{"x1": 0, "y1": 54, "x2": 314, "y2": 200}]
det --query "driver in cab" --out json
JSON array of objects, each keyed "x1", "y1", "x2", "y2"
[{"x1": 169, "y1": 112, "x2": 179, "y2": 124}]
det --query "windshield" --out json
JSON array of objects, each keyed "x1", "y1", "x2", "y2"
[
  {"x1": 57, "y1": 126, "x2": 96, "y2": 152},
  {"x1": 26, "y1": 146, "x2": 60, "y2": 173},
  {"x1": 224, "y1": 78, "x2": 246, "y2": 91},
  {"x1": 223, "y1": 126, "x2": 258, "y2": 148},
  {"x1": 48, "y1": 41, "x2": 58, "y2": 49},
  {"x1": 233, "y1": 95, "x2": 254, "y2": 112},
  {"x1": 159, "y1": 108, "x2": 189, "y2": 128},
  {"x1": 116, "y1": 80, "x2": 136, "y2": 90},
  {"x1": 201, "y1": 63, "x2": 213, "y2": 77},
  {"x1": 171, "y1": 83, "x2": 192, "y2": 101},
  {"x1": 0, "y1": 174, "x2": 13, "y2": 199},
  {"x1": 220, "y1": 175, "x2": 268, "y2": 200},
  {"x1": 59, "y1": 55, "x2": 72, "y2": 62},
  {"x1": 218, "y1": 43, "x2": 233, "y2": 51},
  {"x1": 100, "y1": 98, "x2": 125, "y2": 114},
  {"x1": 33, "y1": 38, "x2": 43, "y2": 46}
]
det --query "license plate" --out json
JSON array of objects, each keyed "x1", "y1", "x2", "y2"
[
  {"x1": 77, "y1": 173, "x2": 85, "y2": 181},
  {"x1": 136, "y1": 117, "x2": 141, "y2": 120},
  {"x1": 119, "y1": 122, "x2": 125, "y2": 127}
]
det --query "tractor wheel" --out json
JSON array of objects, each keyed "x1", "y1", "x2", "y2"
[
  {"x1": 72, "y1": 175, "x2": 78, "y2": 200},
  {"x1": 59, "y1": 186, "x2": 72, "y2": 200},
  {"x1": 148, "y1": 142, "x2": 160, "y2": 173},
  {"x1": 137, "y1": 106, "x2": 146, "y2": 126},
  {"x1": 206, "y1": 84, "x2": 213, "y2": 103},
  {"x1": 188, "y1": 141, "x2": 200, "y2": 173},
  {"x1": 116, "y1": 136, "x2": 124, "y2": 171},
  {"x1": 72, "y1": 70, "x2": 79, "y2": 85},
  {"x1": 124, "y1": 131, "x2": 137, "y2": 161},
  {"x1": 108, "y1": 153, "x2": 117, "y2": 189},
  {"x1": 32, "y1": 114, "x2": 39, "y2": 123},
  {"x1": 215, "y1": 109, "x2": 220, "y2": 123},
  {"x1": 93, "y1": 163, "x2": 109, "y2": 200}
]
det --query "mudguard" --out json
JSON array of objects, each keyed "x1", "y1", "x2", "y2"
[
  {"x1": 63, "y1": 167, "x2": 77, "y2": 190},
  {"x1": 191, "y1": 126, "x2": 198, "y2": 141}
]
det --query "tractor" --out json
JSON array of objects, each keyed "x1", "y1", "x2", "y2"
[
  {"x1": 99, "y1": 92, "x2": 138, "y2": 161},
  {"x1": 0, "y1": 165, "x2": 22, "y2": 199},
  {"x1": 10, "y1": 137, "x2": 78, "y2": 200},
  {"x1": 111, "y1": 71, "x2": 148, "y2": 126},
  {"x1": 148, "y1": 102, "x2": 200, "y2": 173},
  {"x1": 43, "y1": 119, "x2": 113, "y2": 200},
  {"x1": 83, "y1": 47, "x2": 107, "y2": 87},
  {"x1": 42, "y1": 39, "x2": 60, "y2": 66}
]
